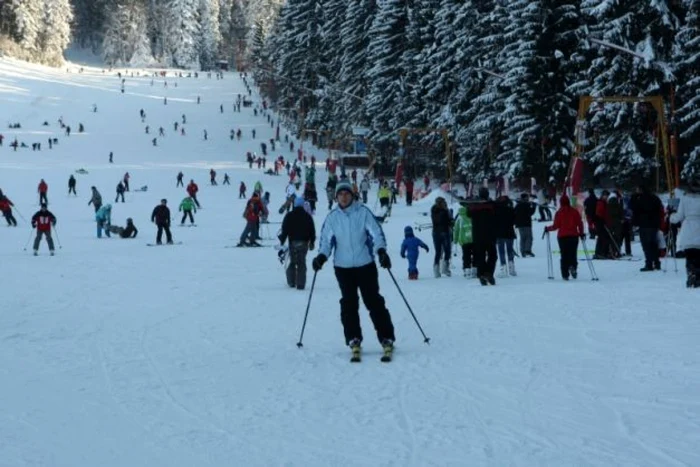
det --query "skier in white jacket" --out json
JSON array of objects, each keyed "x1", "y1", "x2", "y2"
[{"x1": 670, "y1": 180, "x2": 700, "y2": 288}]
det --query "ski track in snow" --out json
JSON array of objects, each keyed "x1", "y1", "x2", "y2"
[{"x1": 1, "y1": 57, "x2": 699, "y2": 466}]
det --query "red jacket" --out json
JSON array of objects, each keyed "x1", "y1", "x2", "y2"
[
  {"x1": 38, "y1": 181, "x2": 48, "y2": 193},
  {"x1": 0, "y1": 196, "x2": 13, "y2": 211},
  {"x1": 243, "y1": 197, "x2": 266, "y2": 222},
  {"x1": 187, "y1": 183, "x2": 198, "y2": 196},
  {"x1": 546, "y1": 196, "x2": 584, "y2": 238},
  {"x1": 405, "y1": 179, "x2": 414, "y2": 192},
  {"x1": 32, "y1": 210, "x2": 56, "y2": 232},
  {"x1": 595, "y1": 199, "x2": 609, "y2": 225}
]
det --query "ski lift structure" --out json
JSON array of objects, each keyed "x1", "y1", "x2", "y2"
[
  {"x1": 397, "y1": 128, "x2": 454, "y2": 182},
  {"x1": 566, "y1": 95, "x2": 679, "y2": 196}
]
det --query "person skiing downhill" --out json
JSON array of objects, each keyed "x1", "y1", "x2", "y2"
[
  {"x1": 38, "y1": 179, "x2": 48, "y2": 205},
  {"x1": 179, "y1": 196, "x2": 197, "y2": 225},
  {"x1": 312, "y1": 179, "x2": 396, "y2": 361},
  {"x1": 401, "y1": 226, "x2": 429, "y2": 280},
  {"x1": 31, "y1": 203, "x2": 57, "y2": 255},
  {"x1": 151, "y1": 199, "x2": 173, "y2": 244},
  {"x1": 279, "y1": 197, "x2": 316, "y2": 290},
  {"x1": 0, "y1": 189, "x2": 17, "y2": 226}
]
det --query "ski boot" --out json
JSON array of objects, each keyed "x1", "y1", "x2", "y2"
[
  {"x1": 33, "y1": 250, "x2": 38, "y2": 256},
  {"x1": 498, "y1": 264, "x2": 508, "y2": 278},
  {"x1": 508, "y1": 260, "x2": 517, "y2": 276},
  {"x1": 349, "y1": 338, "x2": 362, "y2": 363},
  {"x1": 50, "y1": 250, "x2": 55, "y2": 256},
  {"x1": 687, "y1": 267, "x2": 698, "y2": 288},
  {"x1": 381, "y1": 339, "x2": 394, "y2": 362},
  {"x1": 441, "y1": 259, "x2": 451, "y2": 277},
  {"x1": 569, "y1": 266, "x2": 577, "y2": 279},
  {"x1": 433, "y1": 263, "x2": 441, "y2": 278}
]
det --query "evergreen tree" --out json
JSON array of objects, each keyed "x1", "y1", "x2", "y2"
[
  {"x1": 102, "y1": 0, "x2": 149, "y2": 65},
  {"x1": 365, "y1": 0, "x2": 409, "y2": 137},
  {"x1": 165, "y1": 0, "x2": 200, "y2": 68},
  {"x1": 37, "y1": 0, "x2": 73, "y2": 65},
  {"x1": 198, "y1": 0, "x2": 222, "y2": 69},
  {"x1": 676, "y1": 0, "x2": 700, "y2": 181},
  {"x1": 10, "y1": 0, "x2": 43, "y2": 54}
]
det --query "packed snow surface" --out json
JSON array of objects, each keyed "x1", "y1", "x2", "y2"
[{"x1": 0, "y1": 58, "x2": 698, "y2": 467}]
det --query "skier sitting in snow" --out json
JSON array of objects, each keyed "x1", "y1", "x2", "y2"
[
  {"x1": 401, "y1": 226, "x2": 429, "y2": 280},
  {"x1": 109, "y1": 218, "x2": 138, "y2": 238},
  {"x1": 95, "y1": 203, "x2": 112, "y2": 238}
]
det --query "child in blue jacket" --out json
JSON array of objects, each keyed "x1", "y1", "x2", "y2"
[{"x1": 401, "y1": 226, "x2": 429, "y2": 279}]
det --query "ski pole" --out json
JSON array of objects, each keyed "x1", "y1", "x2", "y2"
[
  {"x1": 53, "y1": 226, "x2": 63, "y2": 249},
  {"x1": 545, "y1": 231, "x2": 554, "y2": 280},
  {"x1": 22, "y1": 228, "x2": 34, "y2": 251},
  {"x1": 386, "y1": 268, "x2": 431, "y2": 344},
  {"x1": 581, "y1": 237, "x2": 599, "y2": 281},
  {"x1": 13, "y1": 207, "x2": 26, "y2": 223},
  {"x1": 296, "y1": 270, "x2": 317, "y2": 348}
]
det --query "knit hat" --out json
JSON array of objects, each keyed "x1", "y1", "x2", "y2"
[
  {"x1": 294, "y1": 196, "x2": 305, "y2": 208},
  {"x1": 335, "y1": 179, "x2": 353, "y2": 196}
]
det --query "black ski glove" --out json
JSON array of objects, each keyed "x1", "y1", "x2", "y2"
[
  {"x1": 312, "y1": 254, "x2": 327, "y2": 271},
  {"x1": 377, "y1": 248, "x2": 391, "y2": 269}
]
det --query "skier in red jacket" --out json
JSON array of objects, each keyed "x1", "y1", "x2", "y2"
[
  {"x1": 186, "y1": 180, "x2": 200, "y2": 208},
  {"x1": 0, "y1": 190, "x2": 17, "y2": 226},
  {"x1": 545, "y1": 195, "x2": 585, "y2": 280},
  {"x1": 31, "y1": 203, "x2": 57, "y2": 255},
  {"x1": 38, "y1": 179, "x2": 48, "y2": 205}
]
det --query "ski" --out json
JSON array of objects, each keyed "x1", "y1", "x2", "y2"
[
  {"x1": 225, "y1": 243, "x2": 272, "y2": 248},
  {"x1": 147, "y1": 241, "x2": 183, "y2": 246}
]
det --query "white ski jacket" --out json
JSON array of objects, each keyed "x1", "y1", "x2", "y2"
[
  {"x1": 318, "y1": 200, "x2": 387, "y2": 268},
  {"x1": 670, "y1": 192, "x2": 700, "y2": 251}
]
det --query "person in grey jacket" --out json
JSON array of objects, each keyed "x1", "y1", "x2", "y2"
[
  {"x1": 312, "y1": 179, "x2": 395, "y2": 351},
  {"x1": 88, "y1": 186, "x2": 102, "y2": 213}
]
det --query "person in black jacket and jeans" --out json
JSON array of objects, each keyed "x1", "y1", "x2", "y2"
[
  {"x1": 468, "y1": 187, "x2": 498, "y2": 285},
  {"x1": 514, "y1": 193, "x2": 537, "y2": 257},
  {"x1": 151, "y1": 199, "x2": 173, "y2": 244},
  {"x1": 630, "y1": 184, "x2": 662, "y2": 271},
  {"x1": 431, "y1": 197, "x2": 453, "y2": 277},
  {"x1": 279, "y1": 197, "x2": 316, "y2": 290}
]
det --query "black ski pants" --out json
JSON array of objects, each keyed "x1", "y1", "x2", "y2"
[
  {"x1": 39, "y1": 192, "x2": 48, "y2": 205},
  {"x1": 473, "y1": 241, "x2": 497, "y2": 278},
  {"x1": 68, "y1": 186, "x2": 76, "y2": 195},
  {"x1": 334, "y1": 262, "x2": 395, "y2": 345},
  {"x1": 156, "y1": 223, "x2": 172, "y2": 244},
  {"x1": 460, "y1": 243, "x2": 474, "y2": 269},
  {"x1": 115, "y1": 192, "x2": 125, "y2": 203},
  {"x1": 557, "y1": 236, "x2": 579, "y2": 279},
  {"x1": 181, "y1": 210, "x2": 194, "y2": 224},
  {"x1": 639, "y1": 227, "x2": 660, "y2": 268},
  {"x1": 286, "y1": 241, "x2": 309, "y2": 289},
  {"x1": 33, "y1": 230, "x2": 55, "y2": 251},
  {"x1": 2, "y1": 209, "x2": 16, "y2": 226},
  {"x1": 685, "y1": 248, "x2": 700, "y2": 275}
]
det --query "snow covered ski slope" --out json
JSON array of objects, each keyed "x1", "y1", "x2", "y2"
[{"x1": 0, "y1": 58, "x2": 698, "y2": 466}]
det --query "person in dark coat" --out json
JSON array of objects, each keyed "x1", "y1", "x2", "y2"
[
  {"x1": 279, "y1": 197, "x2": 316, "y2": 290},
  {"x1": 630, "y1": 184, "x2": 663, "y2": 271},
  {"x1": 607, "y1": 193, "x2": 624, "y2": 257},
  {"x1": 109, "y1": 218, "x2": 138, "y2": 238},
  {"x1": 494, "y1": 195, "x2": 517, "y2": 277},
  {"x1": 115, "y1": 181, "x2": 126, "y2": 203},
  {"x1": 583, "y1": 189, "x2": 598, "y2": 239},
  {"x1": 514, "y1": 193, "x2": 537, "y2": 257},
  {"x1": 151, "y1": 199, "x2": 173, "y2": 244},
  {"x1": 431, "y1": 196, "x2": 452, "y2": 277},
  {"x1": 467, "y1": 187, "x2": 498, "y2": 285}
]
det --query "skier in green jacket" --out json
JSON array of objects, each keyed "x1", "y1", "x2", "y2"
[
  {"x1": 453, "y1": 205, "x2": 475, "y2": 277},
  {"x1": 179, "y1": 196, "x2": 197, "y2": 225}
]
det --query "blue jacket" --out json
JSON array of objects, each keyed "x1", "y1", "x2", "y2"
[
  {"x1": 95, "y1": 204, "x2": 112, "y2": 223},
  {"x1": 401, "y1": 226, "x2": 429, "y2": 259},
  {"x1": 318, "y1": 200, "x2": 387, "y2": 268}
]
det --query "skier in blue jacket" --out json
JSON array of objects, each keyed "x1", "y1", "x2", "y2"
[
  {"x1": 95, "y1": 203, "x2": 112, "y2": 238},
  {"x1": 401, "y1": 226, "x2": 429, "y2": 279}
]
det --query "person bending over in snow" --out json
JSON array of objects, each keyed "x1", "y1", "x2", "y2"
[
  {"x1": 95, "y1": 203, "x2": 112, "y2": 238},
  {"x1": 401, "y1": 226, "x2": 429, "y2": 280}
]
